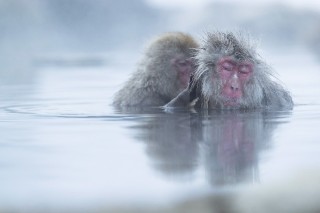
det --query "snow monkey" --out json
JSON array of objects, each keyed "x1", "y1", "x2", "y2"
[
  {"x1": 113, "y1": 32, "x2": 199, "y2": 107},
  {"x1": 166, "y1": 32, "x2": 293, "y2": 110}
]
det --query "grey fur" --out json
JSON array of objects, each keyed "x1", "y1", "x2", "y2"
[
  {"x1": 166, "y1": 31, "x2": 294, "y2": 110},
  {"x1": 112, "y1": 32, "x2": 198, "y2": 108}
]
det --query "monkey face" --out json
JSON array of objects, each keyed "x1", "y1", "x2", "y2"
[
  {"x1": 216, "y1": 57, "x2": 253, "y2": 106},
  {"x1": 172, "y1": 57, "x2": 195, "y2": 89}
]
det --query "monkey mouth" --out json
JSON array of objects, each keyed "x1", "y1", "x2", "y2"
[{"x1": 223, "y1": 98, "x2": 240, "y2": 107}]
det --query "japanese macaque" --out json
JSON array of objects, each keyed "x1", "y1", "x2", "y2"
[
  {"x1": 166, "y1": 32, "x2": 293, "y2": 109},
  {"x1": 113, "y1": 32, "x2": 198, "y2": 107}
]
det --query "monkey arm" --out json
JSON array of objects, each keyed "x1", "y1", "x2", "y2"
[
  {"x1": 164, "y1": 89, "x2": 190, "y2": 108},
  {"x1": 165, "y1": 73, "x2": 202, "y2": 109}
]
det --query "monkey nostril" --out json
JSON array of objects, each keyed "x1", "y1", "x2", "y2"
[{"x1": 231, "y1": 85, "x2": 239, "y2": 91}]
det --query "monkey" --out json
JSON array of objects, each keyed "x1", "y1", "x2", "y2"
[
  {"x1": 112, "y1": 32, "x2": 199, "y2": 108},
  {"x1": 165, "y1": 32, "x2": 294, "y2": 110}
]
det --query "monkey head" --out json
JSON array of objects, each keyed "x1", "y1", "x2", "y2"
[{"x1": 193, "y1": 32, "x2": 267, "y2": 109}]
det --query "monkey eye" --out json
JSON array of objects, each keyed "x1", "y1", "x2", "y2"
[
  {"x1": 238, "y1": 65, "x2": 252, "y2": 75},
  {"x1": 178, "y1": 61, "x2": 187, "y2": 66},
  {"x1": 221, "y1": 62, "x2": 234, "y2": 71}
]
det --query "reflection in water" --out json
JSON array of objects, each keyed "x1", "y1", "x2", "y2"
[
  {"x1": 1, "y1": 52, "x2": 319, "y2": 212},
  {"x1": 131, "y1": 110, "x2": 291, "y2": 185},
  {"x1": 134, "y1": 113, "x2": 200, "y2": 179},
  {"x1": 202, "y1": 111, "x2": 274, "y2": 185}
]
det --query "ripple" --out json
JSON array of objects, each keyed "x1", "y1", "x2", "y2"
[
  {"x1": 1, "y1": 102, "x2": 160, "y2": 121},
  {"x1": 292, "y1": 104, "x2": 320, "y2": 120}
]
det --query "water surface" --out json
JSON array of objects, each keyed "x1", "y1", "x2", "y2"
[{"x1": 0, "y1": 49, "x2": 320, "y2": 212}]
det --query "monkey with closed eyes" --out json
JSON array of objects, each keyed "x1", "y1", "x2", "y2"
[{"x1": 166, "y1": 32, "x2": 293, "y2": 110}]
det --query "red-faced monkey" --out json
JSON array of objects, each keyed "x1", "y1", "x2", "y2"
[{"x1": 166, "y1": 32, "x2": 293, "y2": 109}]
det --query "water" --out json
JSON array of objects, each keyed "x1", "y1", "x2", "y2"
[{"x1": 1, "y1": 48, "x2": 320, "y2": 212}]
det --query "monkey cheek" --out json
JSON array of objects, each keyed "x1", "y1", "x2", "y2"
[{"x1": 179, "y1": 73, "x2": 190, "y2": 88}]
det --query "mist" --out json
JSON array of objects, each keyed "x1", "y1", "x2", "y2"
[
  {"x1": 1, "y1": 0, "x2": 320, "y2": 81},
  {"x1": 1, "y1": 1, "x2": 320, "y2": 212}
]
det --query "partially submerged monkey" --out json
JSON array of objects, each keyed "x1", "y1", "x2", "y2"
[
  {"x1": 113, "y1": 32, "x2": 198, "y2": 108},
  {"x1": 166, "y1": 32, "x2": 293, "y2": 109},
  {"x1": 113, "y1": 31, "x2": 293, "y2": 110}
]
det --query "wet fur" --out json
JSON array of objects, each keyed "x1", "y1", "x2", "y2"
[
  {"x1": 167, "y1": 32, "x2": 293, "y2": 109},
  {"x1": 113, "y1": 32, "x2": 198, "y2": 107}
]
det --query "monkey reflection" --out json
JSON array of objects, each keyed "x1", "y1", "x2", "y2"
[
  {"x1": 202, "y1": 111, "x2": 276, "y2": 185},
  {"x1": 133, "y1": 114, "x2": 200, "y2": 178},
  {"x1": 131, "y1": 110, "x2": 288, "y2": 185}
]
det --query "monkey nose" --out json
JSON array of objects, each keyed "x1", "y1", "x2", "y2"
[
  {"x1": 230, "y1": 80, "x2": 240, "y2": 91},
  {"x1": 231, "y1": 85, "x2": 239, "y2": 91}
]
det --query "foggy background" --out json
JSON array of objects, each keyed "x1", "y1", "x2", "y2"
[
  {"x1": 1, "y1": 0, "x2": 320, "y2": 83},
  {"x1": 1, "y1": 1, "x2": 320, "y2": 212}
]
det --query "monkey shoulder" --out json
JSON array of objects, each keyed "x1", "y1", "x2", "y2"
[{"x1": 262, "y1": 86, "x2": 294, "y2": 109}]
